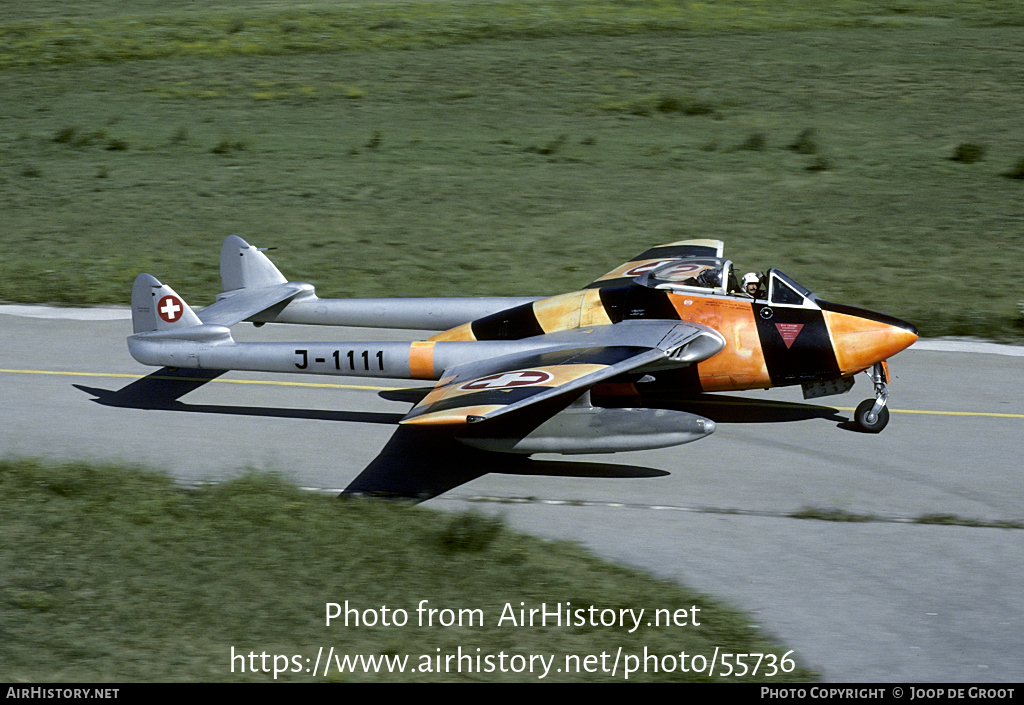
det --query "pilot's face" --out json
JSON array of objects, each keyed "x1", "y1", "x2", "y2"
[{"x1": 745, "y1": 282, "x2": 758, "y2": 296}]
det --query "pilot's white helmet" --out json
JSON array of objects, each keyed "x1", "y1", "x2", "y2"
[{"x1": 741, "y1": 272, "x2": 759, "y2": 288}]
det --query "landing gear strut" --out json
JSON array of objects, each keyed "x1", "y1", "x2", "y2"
[{"x1": 854, "y1": 362, "x2": 890, "y2": 433}]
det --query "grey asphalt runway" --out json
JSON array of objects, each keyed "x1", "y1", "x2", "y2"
[{"x1": 2, "y1": 305, "x2": 1022, "y2": 682}]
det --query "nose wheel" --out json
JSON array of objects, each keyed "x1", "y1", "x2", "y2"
[{"x1": 854, "y1": 362, "x2": 890, "y2": 433}]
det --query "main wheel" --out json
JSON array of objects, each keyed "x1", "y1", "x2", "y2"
[{"x1": 854, "y1": 399, "x2": 889, "y2": 433}]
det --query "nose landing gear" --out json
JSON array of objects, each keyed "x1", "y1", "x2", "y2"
[{"x1": 854, "y1": 362, "x2": 890, "y2": 433}]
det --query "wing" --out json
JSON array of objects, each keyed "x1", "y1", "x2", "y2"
[
  {"x1": 400, "y1": 320, "x2": 725, "y2": 427},
  {"x1": 585, "y1": 239, "x2": 724, "y2": 289}
]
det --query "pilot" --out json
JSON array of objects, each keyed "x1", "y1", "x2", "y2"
[{"x1": 740, "y1": 272, "x2": 761, "y2": 298}]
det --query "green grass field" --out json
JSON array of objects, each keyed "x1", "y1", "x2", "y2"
[
  {"x1": 2, "y1": 1, "x2": 1024, "y2": 338},
  {"x1": 0, "y1": 458, "x2": 816, "y2": 681}
]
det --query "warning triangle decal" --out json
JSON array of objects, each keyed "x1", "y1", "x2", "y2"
[{"x1": 775, "y1": 323, "x2": 804, "y2": 349}]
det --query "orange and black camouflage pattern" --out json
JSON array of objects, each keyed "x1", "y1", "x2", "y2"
[{"x1": 426, "y1": 240, "x2": 917, "y2": 402}]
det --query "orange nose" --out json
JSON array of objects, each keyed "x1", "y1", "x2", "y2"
[{"x1": 821, "y1": 303, "x2": 918, "y2": 375}]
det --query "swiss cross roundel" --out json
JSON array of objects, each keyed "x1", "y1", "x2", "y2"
[
  {"x1": 157, "y1": 295, "x2": 184, "y2": 323},
  {"x1": 460, "y1": 370, "x2": 553, "y2": 391}
]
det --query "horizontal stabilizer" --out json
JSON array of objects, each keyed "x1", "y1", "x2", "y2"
[
  {"x1": 192, "y1": 235, "x2": 313, "y2": 327},
  {"x1": 197, "y1": 282, "x2": 311, "y2": 327}
]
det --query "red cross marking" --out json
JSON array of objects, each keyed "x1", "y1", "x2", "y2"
[{"x1": 158, "y1": 295, "x2": 184, "y2": 323}]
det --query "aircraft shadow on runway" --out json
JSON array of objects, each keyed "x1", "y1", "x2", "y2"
[
  {"x1": 343, "y1": 426, "x2": 668, "y2": 502},
  {"x1": 73, "y1": 368, "x2": 403, "y2": 425},
  {"x1": 74, "y1": 369, "x2": 665, "y2": 502}
]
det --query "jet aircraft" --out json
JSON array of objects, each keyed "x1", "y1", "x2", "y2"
[{"x1": 128, "y1": 236, "x2": 918, "y2": 457}]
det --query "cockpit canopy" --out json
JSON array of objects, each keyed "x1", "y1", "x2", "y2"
[
  {"x1": 633, "y1": 257, "x2": 739, "y2": 295},
  {"x1": 766, "y1": 269, "x2": 815, "y2": 307},
  {"x1": 634, "y1": 258, "x2": 819, "y2": 308}
]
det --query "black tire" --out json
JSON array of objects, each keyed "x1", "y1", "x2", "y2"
[{"x1": 854, "y1": 399, "x2": 889, "y2": 433}]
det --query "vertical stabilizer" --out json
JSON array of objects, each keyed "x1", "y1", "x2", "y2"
[
  {"x1": 131, "y1": 273, "x2": 203, "y2": 334},
  {"x1": 220, "y1": 235, "x2": 288, "y2": 292}
]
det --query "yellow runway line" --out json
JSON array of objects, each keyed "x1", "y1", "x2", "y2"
[
  {"x1": 3, "y1": 368, "x2": 1022, "y2": 417},
  {"x1": 0, "y1": 368, "x2": 401, "y2": 392}
]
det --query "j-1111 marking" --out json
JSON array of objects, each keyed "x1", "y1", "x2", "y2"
[{"x1": 295, "y1": 348, "x2": 385, "y2": 372}]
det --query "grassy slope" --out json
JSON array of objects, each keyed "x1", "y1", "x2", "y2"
[
  {"x1": 1, "y1": 2, "x2": 1023, "y2": 337},
  {"x1": 0, "y1": 458, "x2": 815, "y2": 681}
]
